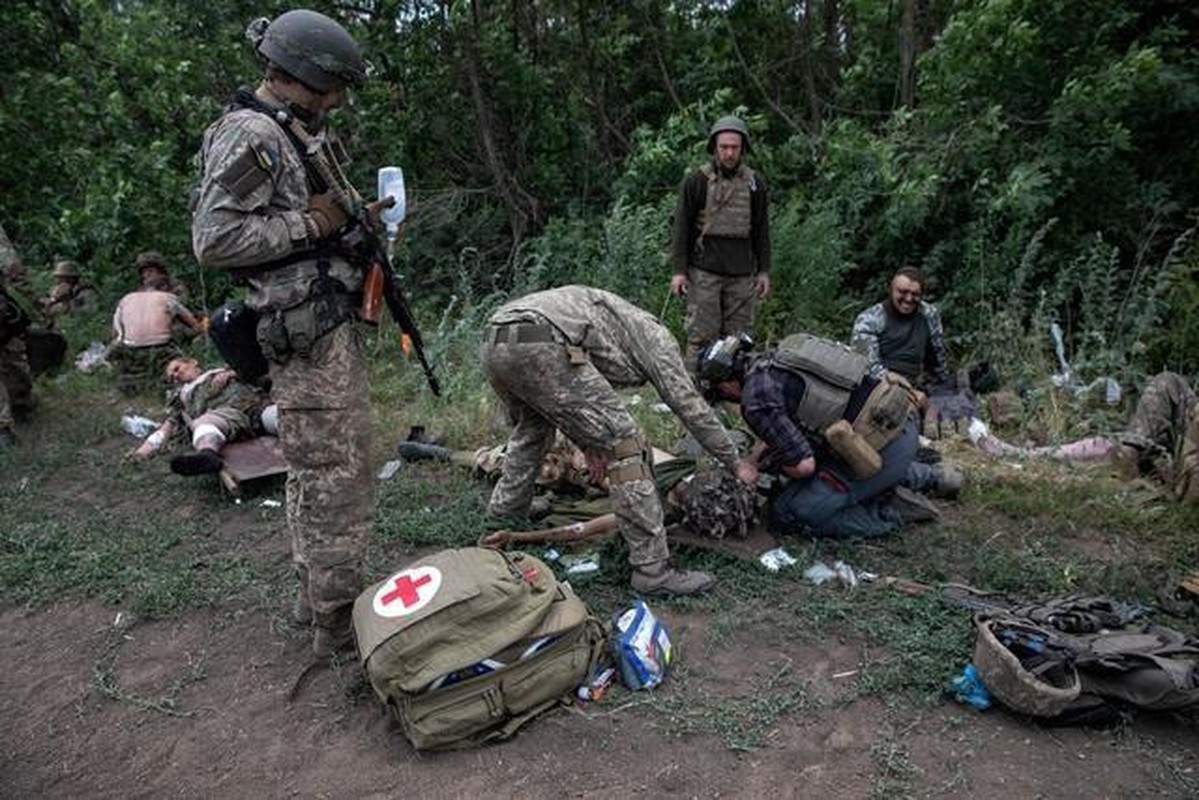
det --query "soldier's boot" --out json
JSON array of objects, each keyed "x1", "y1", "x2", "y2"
[
  {"x1": 930, "y1": 464, "x2": 965, "y2": 500},
  {"x1": 396, "y1": 441, "x2": 453, "y2": 462},
  {"x1": 0, "y1": 426, "x2": 16, "y2": 449},
  {"x1": 883, "y1": 486, "x2": 941, "y2": 524},
  {"x1": 170, "y1": 433, "x2": 225, "y2": 476},
  {"x1": 312, "y1": 607, "x2": 355, "y2": 660},
  {"x1": 1110, "y1": 443, "x2": 1142, "y2": 481},
  {"x1": 631, "y1": 560, "x2": 716, "y2": 597}
]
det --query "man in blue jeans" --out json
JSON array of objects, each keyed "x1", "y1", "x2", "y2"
[{"x1": 696, "y1": 333, "x2": 960, "y2": 538}]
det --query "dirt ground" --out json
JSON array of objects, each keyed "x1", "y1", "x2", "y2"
[
  {"x1": 2, "y1": 424, "x2": 1198, "y2": 798},
  {"x1": 2, "y1": 566, "x2": 1198, "y2": 798}
]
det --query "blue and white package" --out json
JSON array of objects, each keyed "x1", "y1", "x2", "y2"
[{"x1": 611, "y1": 600, "x2": 673, "y2": 690}]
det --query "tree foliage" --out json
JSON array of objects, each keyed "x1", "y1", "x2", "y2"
[{"x1": 1, "y1": 0, "x2": 1196, "y2": 377}]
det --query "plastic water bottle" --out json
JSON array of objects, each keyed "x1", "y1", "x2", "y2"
[{"x1": 376, "y1": 166, "x2": 406, "y2": 239}]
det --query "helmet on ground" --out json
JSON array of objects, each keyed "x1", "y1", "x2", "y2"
[
  {"x1": 695, "y1": 333, "x2": 754, "y2": 385},
  {"x1": 253, "y1": 9, "x2": 366, "y2": 93},
  {"x1": 52, "y1": 259, "x2": 80, "y2": 279},
  {"x1": 135, "y1": 251, "x2": 168, "y2": 274},
  {"x1": 707, "y1": 115, "x2": 751, "y2": 154},
  {"x1": 679, "y1": 467, "x2": 757, "y2": 539},
  {"x1": 972, "y1": 616, "x2": 1080, "y2": 717}
]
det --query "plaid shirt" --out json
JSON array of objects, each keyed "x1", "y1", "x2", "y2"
[{"x1": 741, "y1": 363, "x2": 876, "y2": 471}]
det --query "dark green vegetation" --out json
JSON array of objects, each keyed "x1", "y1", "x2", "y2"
[{"x1": 2, "y1": 0, "x2": 1197, "y2": 388}]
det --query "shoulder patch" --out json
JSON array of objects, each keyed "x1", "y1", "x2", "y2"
[{"x1": 216, "y1": 144, "x2": 273, "y2": 200}]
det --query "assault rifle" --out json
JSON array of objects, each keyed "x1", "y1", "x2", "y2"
[{"x1": 283, "y1": 115, "x2": 441, "y2": 396}]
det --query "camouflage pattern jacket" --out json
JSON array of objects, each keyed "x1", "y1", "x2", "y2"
[
  {"x1": 851, "y1": 299, "x2": 950, "y2": 387},
  {"x1": 490, "y1": 285, "x2": 740, "y2": 471},
  {"x1": 191, "y1": 86, "x2": 362, "y2": 311}
]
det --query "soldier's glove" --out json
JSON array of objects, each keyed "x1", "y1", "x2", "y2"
[
  {"x1": 923, "y1": 387, "x2": 980, "y2": 440},
  {"x1": 365, "y1": 196, "x2": 397, "y2": 232},
  {"x1": 305, "y1": 192, "x2": 349, "y2": 240}
]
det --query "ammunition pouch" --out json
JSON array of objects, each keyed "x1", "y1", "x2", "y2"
[
  {"x1": 256, "y1": 261, "x2": 359, "y2": 363},
  {"x1": 852, "y1": 371, "x2": 916, "y2": 451}
]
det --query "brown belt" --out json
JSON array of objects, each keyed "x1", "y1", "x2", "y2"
[{"x1": 487, "y1": 323, "x2": 559, "y2": 345}]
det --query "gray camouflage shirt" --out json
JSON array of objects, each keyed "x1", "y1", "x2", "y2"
[
  {"x1": 490, "y1": 285, "x2": 740, "y2": 470},
  {"x1": 191, "y1": 86, "x2": 361, "y2": 311}
]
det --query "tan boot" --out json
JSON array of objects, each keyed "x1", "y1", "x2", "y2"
[
  {"x1": 312, "y1": 607, "x2": 355, "y2": 660},
  {"x1": 631, "y1": 561, "x2": 716, "y2": 597}
]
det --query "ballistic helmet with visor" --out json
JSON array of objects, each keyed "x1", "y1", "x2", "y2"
[
  {"x1": 695, "y1": 333, "x2": 754, "y2": 384},
  {"x1": 254, "y1": 9, "x2": 366, "y2": 93},
  {"x1": 707, "y1": 116, "x2": 751, "y2": 154}
]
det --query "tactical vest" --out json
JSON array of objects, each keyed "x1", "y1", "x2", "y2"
[
  {"x1": 698, "y1": 163, "x2": 755, "y2": 240},
  {"x1": 767, "y1": 334, "x2": 870, "y2": 433}
]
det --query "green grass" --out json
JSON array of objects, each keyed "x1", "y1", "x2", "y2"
[{"x1": 2, "y1": 347, "x2": 1198, "y2": 756}]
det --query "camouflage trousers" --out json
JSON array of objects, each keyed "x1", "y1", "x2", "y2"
[
  {"x1": 108, "y1": 342, "x2": 180, "y2": 397},
  {"x1": 271, "y1": 322, "x2": 373, "y2": 628},
  {"x1": 481, "y1": 335, "x2": 669, "y2": 566},
  {"x1": 0, "y1": 337, "x2": 33, "y2": 427},
  {"x1": 1123, "y1": 372, "x2": 1199, "y2": 503},
  {"x1": 684, "y1": 269, "x2": 757, "y2": 360}
]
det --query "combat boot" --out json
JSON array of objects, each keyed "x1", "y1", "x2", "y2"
[
  {"x1": 883, "y1": 486, "x2": 940, "y2": 524},
  {"x1": 170, "y1": 448, "x2": 223, "y2": 475},
  {"x1": 631, "y1": 561, "x2": 716, "y2": 597},
  {"x1": 312, "y1": 608, "x2": 355, "y2": 660},
  {"x1": 396, "y1": 441, "x2": 452, "y2": 462},
  {"x1": 930, "y1": 464, "x2": 964, "y2": 499}
]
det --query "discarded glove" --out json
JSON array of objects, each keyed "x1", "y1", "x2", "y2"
[{"x1": 950, "y1": 663, "x2": 992, "y2": 710}]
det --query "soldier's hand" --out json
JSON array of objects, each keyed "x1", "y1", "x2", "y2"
[
  {"x1": 735, "y1": 457, "x2": 759, "y2": 486},
  {"x1": 366, "y1": 196, "x2": 397, "y2": 232},
  {"x1": 584, "y1": 449, "x2": 609, "y2": 487},
  {"x1": 306, "y1": 192, "x2": 349, "y2": 239},
  {"x1": 670, "y1": 274, "x2": 689, "y2": 297}
]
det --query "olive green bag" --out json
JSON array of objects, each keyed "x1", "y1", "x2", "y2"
[{"x1": 352, "y1": 547, "x2": 605, "y2": 750}]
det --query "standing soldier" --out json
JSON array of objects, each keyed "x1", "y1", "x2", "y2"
[
  {"x1": 0, "y1": 223, "x2": 37, "y2": 448},
  {"x1": 669, "y1": 115, "x2": 771, "y2": 361},
  {"x1": 481, "y1": 285, "x2": 757, "y2": 596},
  {"x1": 192, "y1": 9, "x2": 378, "y2": 658}
]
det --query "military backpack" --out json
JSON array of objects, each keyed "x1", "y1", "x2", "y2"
[{"x1": 352, "y1": 547, "x2": 605, "y2": 750}]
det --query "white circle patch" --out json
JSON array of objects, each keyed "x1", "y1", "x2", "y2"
[{"x1": 372, "y1": 566, "x2": 443, "y2": 618}]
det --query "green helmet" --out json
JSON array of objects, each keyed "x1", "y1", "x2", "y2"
[
  {"x1": 134, "y1": 251, "x2": 168, "y2": 274},
  {"x1": 254, "y1": 9, "x2": 365, "y2": 93},
  {"x1": 679, "y1": 467, "x2": 757, "y2": 540},
  {"x1": 52, "y1": 259, "x2": 80, "y2": 279},
  {"x1": 707, "y1": 115, "x2": 750, "y2": 154}
]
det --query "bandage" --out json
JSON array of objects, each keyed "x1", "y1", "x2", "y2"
[
  {"x1": 192, "y1": 424, "x2": 227, "y2": 449},
  {"x1": 145, "y1": 430, "x2": 166, "y2": 449},
  {"x1": 261, "y1": 404, "x2": 279, "y2": 435}
]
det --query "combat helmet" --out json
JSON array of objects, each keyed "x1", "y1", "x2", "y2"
[
  {"x1": 707, "y1": 115, "x2": 751, "y2": 154},
  {"x1": 679, "y1": 467, "x2": 757, "y2": 540},
  {"x1": 52, "y1": 259, "x2": 80, "y2": 279},
  {"x1": 134, "y1": 251, "x2": 168, "y2": 275},
  {"x1": 695, "y1": 333, "x2": 755, "y2": 384},
  {"x1": 251, "y1": 9, "x2": 366, "y2": 93},
  {"x1": 972, "y1": 616, "x2": 1080, "y2": 717}
]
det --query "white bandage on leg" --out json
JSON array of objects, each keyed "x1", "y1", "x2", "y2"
[
  {"x1": 260, "y1": 404, "x2": 279, "y2": 435},
  {"x1": 192, "y1": 423, "x2": 227, "y2": 450}
]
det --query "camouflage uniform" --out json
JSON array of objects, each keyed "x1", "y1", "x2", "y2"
[
  {"x1": 192, "y1": 86, "x2": 372, "y2": 635},
  {"x1": 1120, "y1": 372, "x2": 1199, "y2": 503},
  {"x1": 851, "y1": 299, "x2": 950, "y2": 387},
  {"x1": 481, "y1": 285, "x2": 740, "y2": 567},
  {"x1": 0, "y1": 224, "x2": 34, "y2": 433},
  {"x1": 169, "y1": 367, "x2": 269, "y2": 445}
]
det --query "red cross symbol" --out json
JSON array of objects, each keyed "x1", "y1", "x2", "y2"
[
  {"x1": 381, "y1": 573, "x2": 432, "y2": 608},
  {"x1": 373, "y1": 566, "x2": 442, "y2": 618}
]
